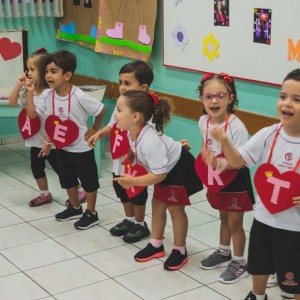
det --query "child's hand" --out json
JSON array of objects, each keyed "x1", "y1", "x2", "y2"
[
  {"x1": 87, "y1": 131, "x2": 100, "y2": 148},
  {"x1": 16, "y1": 73, "x2": 26, "y2": 86},
  {"x1": 38, "y1": 142, "x2": 52, "y2": 158},
  {"x1": 113, "y1": 173, "x2": 135, "y2": 189},
  {"x1": 84, "y1": 128, "x2": 97, "y2": 141},
  {"x1": 210, "y1": 125, "x2": 228, "y2": 144},
  {"x1": 202, "y1": 148, "x2": 216, "y2": 166},
  {"x1": 25, "y1": 77, "x2": 35, "y2": 92},
  {"x1": 180, "y1": 139, "x2": 191, "y2": 150},
  {"x1": 293, "y1": 196, "x2": 300, "y2": 208}
]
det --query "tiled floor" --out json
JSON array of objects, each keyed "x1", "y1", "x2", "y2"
[{"x1": 0, "y1": 138, "x2": 284, "y2": 300}]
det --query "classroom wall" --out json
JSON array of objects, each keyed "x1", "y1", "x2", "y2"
[{"x1": 0, "y1": 2, "x2": 281, "y2": 156}]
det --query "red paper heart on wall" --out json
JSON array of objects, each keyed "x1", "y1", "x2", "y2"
[
  {"x1": 0, "y1": 38, "x2": 22, "y2": 61},
  {"x1": 18, "y1": 108, "x2": 41, "y2": 140},
  {"x1": 254, "y1": 163, "x2": 300, "y2": 214},
  {"x1": 45, "y1": 115, "x2": 79, "y2": 149},
  {"x1": 110, "y1": 123, "x2": 130, "y2": 159},
  {"x1": 124, "y1": 162, "x2": 147, "y2": 198},
  {"x1": 194, "y1": 153, "x2": 237, "y2": 193}
]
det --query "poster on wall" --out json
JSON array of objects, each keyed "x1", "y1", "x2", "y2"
[
  {"x1": 0, "y1": 30, "x2": 28, "y2": 102},
  {"x1": 214, "y1": 0, "x2": 229, "y2": 27},
  {"x1": 56, "y1": 0, "x2": 99, "y2": 49},
  {"x1": 95, "y1": 0, "x2": 157, "y2": 61}
]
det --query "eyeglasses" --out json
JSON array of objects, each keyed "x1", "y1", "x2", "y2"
[{"x1": 201, "y1": 92, "x2": 228, "y2": 102}]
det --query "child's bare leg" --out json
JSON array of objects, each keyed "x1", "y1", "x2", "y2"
[
  {"x1": 36, "y1": 177, "x2": 49, "y2": 191},
  {"x1": 219, "y1": 210, "x2": 231, "y2": 247},
  {"x1": 123, "y1": 202, "x2": 134, "y2": 218},
  {"x1": 252, "y1": 275, "x2": 268, "y2": 295},
  {"x1": 134, "y1": 203, "x2": 146, "y2": 223},
  {"x1": 228, "y1": 211, "x2": 245, "y2": 257},
  {"x1": 86, "y1": 190, "x2": 97, "y2": 212},
  {"x1": 168, "y1": 205, "x2": 187, "y2": 246},
  {"x1": 66, "y1": 186, "x2": 80, "y2": 207},
  {"x1": 151, "y1": 198, "x2": 168, "y2": 239}
]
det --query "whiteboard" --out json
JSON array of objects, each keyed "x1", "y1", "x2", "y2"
[{"x1": 163, "y1": 0, "x2": 300, "y2": 86}]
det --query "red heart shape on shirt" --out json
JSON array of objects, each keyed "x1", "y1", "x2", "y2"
[
  {"x1": 254, "y1": 163, "x2": 300, "y2": 214},
  {"x1": 110, "y1": 123, "x2": 130, "y2": 159},
  {"x1": 18, "y1": 108, "x2": 41, "y2": 140},
  {"x1": 124, "y1": 162, "x2": 147, "y2": 198},
  {"x1": 195, "y1": 153, "x2": 237, "y2": 193},
  {"x1": 0, "y1": 38, "x2": 22, "y2": 61},
  {"x1": 45, "y1": 115, "x2": 79, "y2": 149}
]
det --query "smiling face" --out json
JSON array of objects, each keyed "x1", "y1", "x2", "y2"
[
  {"x1": 118, "y1": 72, "x2": 147, "y2": 95},
  {"x1": 45, "y1": 62, "x2": 72, "y2": 95},
  {"x1": 277, "y1": 79, "x2": 300, "y2": 137},
  {"x1": 201, "y1": 79, "x2": 233, "y2": 124}
]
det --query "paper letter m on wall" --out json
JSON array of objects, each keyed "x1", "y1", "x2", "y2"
[{"x1": 287, "y1": 39, "x2": 300, "y2": 62}]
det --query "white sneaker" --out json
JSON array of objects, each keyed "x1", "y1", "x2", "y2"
[{"x1": 266, "y1": 274, "x2": 278, "y2": 288}]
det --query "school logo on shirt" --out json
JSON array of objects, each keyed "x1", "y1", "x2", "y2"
[
  {"x1": 254, "y1": 163, "x2": 300, "y2": 214},
  {"x1": 18, "y1": 108, "x2": 41, "y2": 140}
]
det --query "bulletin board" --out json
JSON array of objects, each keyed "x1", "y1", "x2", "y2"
[{"x1": 163, "y1": 0, "x2": 300, "y2": 86}]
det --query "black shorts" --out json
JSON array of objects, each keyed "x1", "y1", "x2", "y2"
[
  {"x1": 30, "y1": 147, "x2": 59, "y2": 179},
  {"x1": 56, "y1": 149, "x2": 99, "y2": 192},
  {"x1": 113, "y1": 174, "x2": 148, "y2": 206},
  {"x1": 248, "y1": 218, "x2": 300, "y2": 294}
]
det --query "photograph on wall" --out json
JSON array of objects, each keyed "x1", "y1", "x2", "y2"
[
  {"x1": 95, "y1": 0, "x2": 157, "y2": 61},
  {"x1": 57, "y1": 0, "x2": 99, "y2": 49},
  {"x1": 253, "y1": 8, "x2": 272, "y2": 45},
  {"x1": 214, "y1": 0, "x2": 229, "y2": 27}
]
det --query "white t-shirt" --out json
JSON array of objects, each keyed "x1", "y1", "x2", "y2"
[
  {"x1": 35, "y1": 86, "x2": 104, "y2": 152},
  {"x1": 198, "y1": 114, "x2": 249, "y2": 153},
  {"x1": 238, "y1": 123, "x2": 300, "y2": 232},
  {"x1": 128, "y1": 123, "x2": 181, "y2": 174},
  {"x1": 17, "y1": 87, "x2": 49, "y2": 148}
]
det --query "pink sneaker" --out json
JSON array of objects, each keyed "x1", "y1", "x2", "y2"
[
  {"x1": 65, "y1": 190, "x2": 87, "y2": 207},
  {"x1": 29, "y1": 193, "x2": 53, "y2": 207}
]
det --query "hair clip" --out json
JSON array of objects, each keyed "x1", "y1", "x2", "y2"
[
  {"x1": 219, "y1": 72, "x2": 233, "y2": 84},
  {"x1": 201, "y1": 72, "x2": 214, "y2": 83},
  {"x1": 36, "y1": 47, "x2": 47, "y2": 53},
  {"x1": 149, "y1": 91, "x2": 159, "y2": 105}
]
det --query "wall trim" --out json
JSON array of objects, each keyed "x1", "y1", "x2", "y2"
[{"x1": 72, "y1": 74, "x2": 279, "y2": 135}]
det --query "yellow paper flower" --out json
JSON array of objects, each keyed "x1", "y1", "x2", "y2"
[{"x1": 202, "y1": 33, "x2": 220, "y2": 62}]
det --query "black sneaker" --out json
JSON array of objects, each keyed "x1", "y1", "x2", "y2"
[
  {"x1": 110, "y1": 219, "x2": 134, "y2": 236},
  {"x1": 134, "y1": 243, "x2": 165, "y2": 262},
  {"x1": 164, "y1": 249, "x2": 188, "y2": 271},
  {"x1": 244, "y1": 291, "x2": 268, "y2": 300},
  {"x1": 74, "y1": 210, "x2": 99, "y2": 230},
  {"x1": 55, "y1": 205, "x2": 83, "y2": 221},
  {"x1": 123, "y1": 222, "x2": 150, "y2": 243}
]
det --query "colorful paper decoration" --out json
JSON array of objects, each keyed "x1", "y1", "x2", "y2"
[
  {"x1": 18, "y1": 108, "x2": 41, "y2": 140},
  {"x1": 110, "y1": 123, "x2": 130, "y2": 159}
]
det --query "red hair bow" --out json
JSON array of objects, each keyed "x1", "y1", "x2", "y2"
[
  {"x1": 36, "y1": 47, "x2": 47, "y2": 53},
  {"x1": 219, "y1": 72, "x2": 233, "y2": 84},
  {"x1": 149, "y1": 91, "x2": 159, "y2": 105},
  {"x1": 201, "y1": 72, "x2": 214, "y2": 83}
]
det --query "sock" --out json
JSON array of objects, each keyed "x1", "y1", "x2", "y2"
[
  {"x1": 232, "y1": 255, "x2": 245, "y2": 264},
  {"x1": 173, "y1": 245, "x2": 186, "y2": 255},
  {"x1": 253, "y1": 292, "x2": 266, "y2": 300},
  {"x1": 219, "y1": 245, "x2": 231, "y2": 256},
  {"x1": 150, "y1": 238, "x2": 163, "y2": 248},
  {"x1": 40, "y1": 190, "x2": 49, "y2": 196},
  {"x1": 126, "y1": 216, "x2": 135, "y2": 222},
  {"x1": 135, "y1": 220, "x2": 144, "y2": 226}
]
